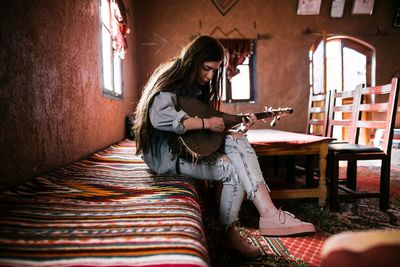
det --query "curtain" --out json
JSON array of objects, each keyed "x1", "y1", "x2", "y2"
[
  {"x1": 111, "y1": 0, "x2": 130, "y2": 59},
  {"x1": 218, "y1": 39, "x2": 253, "y2": 79}
]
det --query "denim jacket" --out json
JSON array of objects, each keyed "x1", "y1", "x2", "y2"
[{"x1": 143, "y1": 85, "x2": 202, "y2": 174}]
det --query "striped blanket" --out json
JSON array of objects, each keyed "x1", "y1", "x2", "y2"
[{"x1": 0, "y1": 140, "x2": 209, "y2": 267}]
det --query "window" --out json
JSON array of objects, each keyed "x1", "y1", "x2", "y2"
[
  {"x1": 223, "y1": 56, "x2": 255, "y2": 102},
  {"x1": 309, "y1": 36, "x2": 375, "y2": 140},
  {"x1": 219, "y1": 39, "x2": 255, "y2": 103},
  {"x1": 99, "y1": 0, "x2": 125, "y2": 98},
  {"x1": 309, "y1": 36, "x2": 375, "y2": 95}
]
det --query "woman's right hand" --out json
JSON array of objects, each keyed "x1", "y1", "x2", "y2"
[{"x1": 204, "y1": 116, "x2": 225, "y2": 132}]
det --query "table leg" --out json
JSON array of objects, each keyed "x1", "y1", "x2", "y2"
[
  {"x1": 318, "y1": 143, "x2": 328, "y2": 207},
  {"x1": 305, "y1": 155, "x2": 315, "y2": 187},
  {"x1": 286, "y1": 155, "x2": 296, "y2": 183}
]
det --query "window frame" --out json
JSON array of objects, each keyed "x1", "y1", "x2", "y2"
[
  {"x1": 339, "y1": 37, "x2": 375, "y2": 87},
  {"x1": 223, "y1": 48, "x2": 256, "y2": 103},
  {"x1": 309, "y1": 35, "x2": 375, "y2": 95},
  {"x1": 99, "y1": 0, "x2": 124, "y2": 99},
  {"x1": 308, "y1": 35, "x2": 376, "y2": 141}
]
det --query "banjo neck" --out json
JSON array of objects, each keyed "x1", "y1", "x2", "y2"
[
  {"x1": 221, "y1": 108, "x2": 293, "y2": 130},
  {"x1": 173, "y1": 96, "x2": 293, "y2": 157}
]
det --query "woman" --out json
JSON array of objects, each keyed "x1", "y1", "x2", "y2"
[{"x1": 133, "y1": 35, "x2": 315, "y2": 257}]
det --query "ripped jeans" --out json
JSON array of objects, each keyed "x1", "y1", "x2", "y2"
[{"x1": 178, "y1": 135, "x2": 268, "y2": 229}]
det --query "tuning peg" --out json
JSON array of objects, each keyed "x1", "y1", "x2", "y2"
[{"x1": 270, "y1": 117, "x2": 277, "y2": 127}]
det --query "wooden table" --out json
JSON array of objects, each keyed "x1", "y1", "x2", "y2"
[{"x1": 246, "y1": 129, "x2": 334, "y2": 207}]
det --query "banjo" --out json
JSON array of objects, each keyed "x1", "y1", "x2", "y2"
[{"x1": 172, "y1": 96, "x2": 293, "y2": 158}]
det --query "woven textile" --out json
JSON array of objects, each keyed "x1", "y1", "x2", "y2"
[
  {"x1": 244, "y1": 228, "x2": 326, "y2": 266},
  {"x1": 0, "y1": 140, "x2": 209, "y2": 267},
  {"x1": 206, "y1": 162, "x2": 400, "y2": 266}
]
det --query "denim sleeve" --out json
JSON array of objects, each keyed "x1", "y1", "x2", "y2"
[{"x1": 149, "y1": 92, "x2": 189, "y2": 134}]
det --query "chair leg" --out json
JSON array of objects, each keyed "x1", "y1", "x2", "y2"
[
  {"x1": 347, "y1": 160, "x2": 357, "y2": 190},
  {"x1": 286, "y1": 155, "x2": 296, "y2": 184},
  {"x1": 273, "y1": 156, "x2": 279, "y2": 176},
  {"x1": 379, "y1": 158, "x2": 390, "y2": 210},
  {"x1": 305, "y1": 155, "x2": 314, "y2": 187},
  {"x1": 330, "y1": 156, "x2": 340, "y2": 211}
]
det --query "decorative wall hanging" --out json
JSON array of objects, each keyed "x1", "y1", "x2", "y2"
[
  {"x1": 352, "y1": 0, "x2": 375, "y2": 15},
  {"x1": 211, "y1": 0, "x2": 239, "y2": 16},
  {"x1": 141, "y1": 32, "x2": 167, "y2": 55},
  {"x1": 210, "y1": 26, "x2": 245, "y2": 38},
  {"x1": 208, "y1": 26, "x2": 269, "y2": 41},
  {"x1": 297, "y1": 0, "x2": 322, "y2": 15},
  {"x1": 330, "y1": 0, "x2": 345, "y2": 18}
]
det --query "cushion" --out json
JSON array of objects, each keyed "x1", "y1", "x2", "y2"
[
  {"x1": 328, "y1": 143, "x2": 382, "y2": 153},
  {"x1": 320, "y1": 230, "x2": 400, "y2": 267}
]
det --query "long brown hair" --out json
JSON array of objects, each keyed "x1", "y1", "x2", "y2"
[{"x1": 133, "y1": 35, "x2": 225, "y2": 154}]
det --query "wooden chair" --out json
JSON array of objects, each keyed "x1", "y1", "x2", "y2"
[
  {"x1": 327, "y1": 77, "x2": 400, "y2": 210},
  {"x1": 301, "y1": 87, "x2": 358, "y2": 186},
  {"x1": 325, "y1": 87, "x2": 359, "y2": 190},
  {"x1": 299, "y1": 91, "x2": 331, "y2": 186},
  {"x1": 285, "y1": 91, "x2": 330, "y2": 186}
]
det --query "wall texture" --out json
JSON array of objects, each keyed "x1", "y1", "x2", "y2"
[
  {"x1": 0, "y1": 0, "x2": 138, "y2": 191},
  {"x1": 133, "y1": 0, "x2": 400, "y2": 130}
]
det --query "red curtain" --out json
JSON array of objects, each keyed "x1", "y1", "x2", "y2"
[
  {"x1": 111, "y1": 0, "x2": 130, "y2": 59},
  {"x1": 218, "y1": 39, "x2": 253, "y2": 79}
]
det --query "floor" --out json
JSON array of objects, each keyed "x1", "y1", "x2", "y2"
[
  {"x1": 391, "y1": 147, "x2": 400, "y2": 167},
  {"x1": 259, "y1": 147, "x2": 400, "y2": 190}
]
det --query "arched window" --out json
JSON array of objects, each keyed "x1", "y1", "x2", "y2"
[
  {"x1": 309, "y1": 35, "x2": 375, "y2": 140},
  {"x1": 309, "y1": 35, "x2": 375, "y2": 95}
]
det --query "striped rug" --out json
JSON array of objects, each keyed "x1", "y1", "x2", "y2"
[
  {"x1": 0, "y1": 140, "x2": 209, "y2": 267},
  {"x1": 244, "y1": 228, "x2": 326, "y2": 266}
]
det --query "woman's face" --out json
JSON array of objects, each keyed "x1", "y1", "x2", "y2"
[{"x1": 195, "y1": 60, "x2": 222, "y2": 85}]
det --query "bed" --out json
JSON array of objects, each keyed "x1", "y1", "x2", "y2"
[{"x1": 0, "y1": 139, "x2": 210, "y2": 267}]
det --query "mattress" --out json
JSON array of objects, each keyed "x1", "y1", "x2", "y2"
[{"x1": 0, "y1": 139, "x2": 209, "y2": 267}]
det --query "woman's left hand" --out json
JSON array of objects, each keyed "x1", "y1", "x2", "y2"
[{"x1": 240, "y1": 113, "x2": 257, "y2": 133}]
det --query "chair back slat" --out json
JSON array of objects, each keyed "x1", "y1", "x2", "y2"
[
  {"x1": 358, "y1": 103, "x2": 388, "y2": 112},
  {"x1": 310, "y1": 107, "x2": 325, "y2": 113},
  {"x1": 309, "y1": 119, "x2": 325, "y2": 124},
  {"x1": 337, "y1": 89, "x2": 358, "y2": 98},
  {"x1": 333, "y1": 120, "x2": 352, "y2": 126},
  {"x1": 311, "y1": 94, "x2": 326, "y2": 101},
  {"x1": 356, "y1": 120, "x2": 387, "y2": 129},
  {"x1": 333, "y1": 105, "x2": 354, "y2": 112},
  {"x1": 361, "y1": 83, "x2": 392, "y2": 95}
]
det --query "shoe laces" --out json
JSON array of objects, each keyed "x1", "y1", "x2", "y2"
[{"x1": 278, "y1": 208, "x2": 297, "y2": 224}]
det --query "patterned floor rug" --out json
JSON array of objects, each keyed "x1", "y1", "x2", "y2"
[{"x1": 204, "y1": 165, "x2": 400, "y2": 267}]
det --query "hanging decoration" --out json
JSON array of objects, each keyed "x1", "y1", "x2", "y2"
[
  {"x1": 211, "y1": 0, "x2": 240, "y2": 16},
  {"x1": 111, "y1": 0, "x2": 130, "y2": 59}
]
